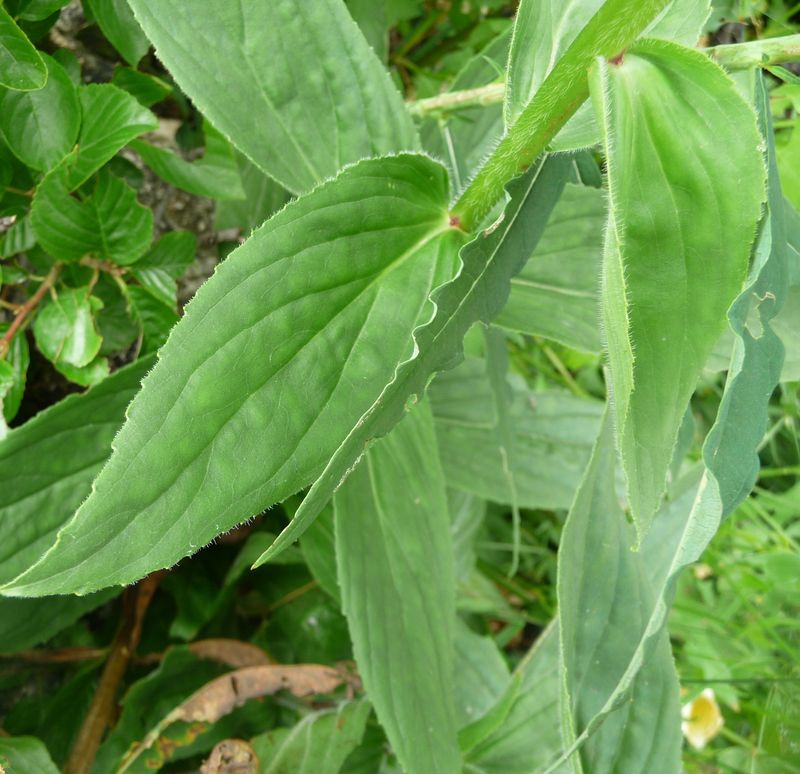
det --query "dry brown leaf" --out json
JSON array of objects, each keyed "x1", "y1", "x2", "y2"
[
  {"x1": 200, "y1": 739, "x2": 258, "y2": 774},
  {"x1": 188, "y1": 639, "x2": 272, "y2": 668}
]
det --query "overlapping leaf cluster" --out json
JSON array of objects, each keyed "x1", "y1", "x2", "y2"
[{"x1": 0, "y1": 1, "x2": 798, "y2": 772}]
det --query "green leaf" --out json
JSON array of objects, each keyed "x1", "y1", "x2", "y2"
[
  {"x1": 557, "y1": 412, "x2": 682, "y2": 773},
  {"x1": 130, "y1": 122, "x2": 245, "y2": 200},
  {"x1": 0, "y1": 324, "x2": 28, "y2": 422},
  {"x1": 299, "y1": 505, "x2": 340, "y2": 604},
  {"x1": 126, "y1": 0, "x2": 419, "y2": 194},
  {"x1": 2, "y1": 154, "x2": 460, "y2": 596},
  {"x1": 0, "y1": 736, "x2": 60, "y2": 774},
  {"x1": 0, "y1": 5, "x2": 46, "y2": 90},
  {"x1": 83, "y1": 0, "x2": 150, "y2": 66},
  {"x1": 32, "y1": 167, "x2": 153, "y2": 265},
  {"x1": 54, "y1": 353, "x2": 110, "y2": 387},
  {"x1": 504, "y1": 0, "x2": 710, "y2": 151},
  {"x1": 67, "y1": 84, "x2": 157, "y2": 189},
  {"x1": 464, "y1": 623, "x2": 563, "y2": 772},
  {"x1": 0, "y1": 591, "x2": 115, "y2": 652},
  {"x1": 128, "y1": 284, "x2": 179, "y2": 354},
  {"x1": 495, "y1": 182, "x2": 604, "y2": 352},
  {"x1": 592, "y1": 39, "x2": 766, "y2": 540},
  {"x1": 548, "y1": 73, "x2": 789, "y2": 761},
  {"x1": 131, "y1": 230, "x2": 197, "y2": 310},
  {"x1": 0, "y1": 53, "x2": 79, "y2": 171},
  {"x1": 429, "y1": 356, "x2": 603, "y2": 510},
  {"x1": 0, "y1": 216, "x2": 36, "y2": 258},
  {"x1": 33, "y1": 286, "x2": 103, "y2": 369},
  {"x1": 18, "y1": 0, "x2": 70, "y2": 22},
  {"x1": 258, "y1": 154, "x2": 571, "y2": 567},
  {"x1": 454, "y1": 620, "x2": 510, "y2": 729},
  {"x1": 251, "y1": 699, "x2": 371, "y2": 774},
  {"x1": 110, "y1": 65, "x2": 171, "y2": 107},
  {"x1": 214, "y1": 150, "x2": 290, "y2": 234},
  {"x1": 334, "y1": 401, "x2": 460, "y2": 774},
  {"x1": 0, "y1": 356, "x2": 151, "y2": 585}
]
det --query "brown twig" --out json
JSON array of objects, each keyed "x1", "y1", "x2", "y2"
[
  {"x1": 0, "y1": 646, "x2": 108, "y2": 664},
  {"x1": 64, "y1": 573, "x2": 162, "y2": 774},
  {"x1": 0, "y1": 263, "x2": 60, "y2": 359}
]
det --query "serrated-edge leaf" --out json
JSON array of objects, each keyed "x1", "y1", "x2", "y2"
[
  {"x1": 541, "y1": 72, "x2": 789, "y2": 772},
  {"x1": 334, "y1": 401, "x2": 460, "y2": 774},
  {"x1": 2, "y1": 154, "x2": 459, "y2": 597},
  {"x1": 256, "y1": 154, "x2": 572, "y2": 566}
]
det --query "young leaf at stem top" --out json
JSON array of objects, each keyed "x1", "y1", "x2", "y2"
[{"x1": 593, "y1": 39, "x2": 766, "y2": 541}]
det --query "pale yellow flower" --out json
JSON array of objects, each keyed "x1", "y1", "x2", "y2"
[{"x1": 681, "y1": 688, "x2": 724, "y2": 749}]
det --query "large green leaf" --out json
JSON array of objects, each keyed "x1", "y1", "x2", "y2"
[
  {"x1": 505, "y1": 0, "x2": 710, "y2": 151},
  {"x1": 544, "y1": 74, "x2": 789, "y2": 771},
  {"x1": 251, "y1": 699, "x2": 371, "y2": 774},
  {"x1": 495, "y1": 182, "x2": 604, "y2": 352},
  {"x1": 126, "y1": 0, "x2": 418, "y2": 194},
  {"x1": 0, "y1": 53, "x2": 79, "y2": 171},
  {"x1": 258, "y1": 154, "x2": 571, "y2": 566},
  {"x1": 429, "y1": 356, "x2": 603, "y2": 510},
  {"x1": 593, "y1": 39, "x2": 765, "y2": 540},
  {"x1": 0, "y1": 4, "x2": 46, "y2": 90},
  {"x1": 130, "y1": 122, "x2": 245, "y2": 200},
  {"x1": 0, "y1": 323, "x2": 28, "y2": 422},
  {"x1": 334, "y1": 401, "x2": 460, "y2": 774},
  {"x1": 2, "y1": 154, "x2": 460, "y2": 596},
  {"x1": 32, "y1": 166, "x2": 153, "y2": 265}
]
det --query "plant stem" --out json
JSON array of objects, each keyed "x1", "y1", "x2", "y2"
[
  {"x1": 0, "y1": 263, "x2": 60, "y2": 359},
  {"x1": 407, "y1": 82, "x2": 505, "y2": 117},
  {"x1": 64, "y1": 573, "x2": 162, "y2": 774},
  {"x1": 450, "y1": 0, "x2": 671, "y2": 231},
  {"x1": 708, "y1": 33, "x2": 800, "y2": 69}
]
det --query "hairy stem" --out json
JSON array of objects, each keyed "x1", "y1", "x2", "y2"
[{"x1": 451, "y1": 0, "x2": 671, "y2": 231}]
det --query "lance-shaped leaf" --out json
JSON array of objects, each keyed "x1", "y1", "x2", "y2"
[
  {"x1": 126, "y1": 0, "x2": 418, "y2": 194},
  {"x1": 593, "y1": 39, "x2": 766, "y2": 540},
  {"x1": 334, "y1": 401, "x2": 460, "y2": 774},
  {"x1": 495, "y1": 182, "x2": 605, "y2": 352},
  {"x1": 256, "y1": 154, "x2": 571, "y2": 566},
  {"x1": 0, "y1": 5, "x2": 46, "y2": 90},
  {"x1": 557, "y1": 412, "x2": 682, "y2": 773},
  {"x1": 543, "y1": 75, "x2": 788, "y2": 771},
  {"x1": 2, "y1": 154, "x2": 460, "y2": 597}
]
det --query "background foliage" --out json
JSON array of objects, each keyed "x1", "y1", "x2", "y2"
[{"x1": 0, "y1": 1, "x2": 798, "y2": 772}]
